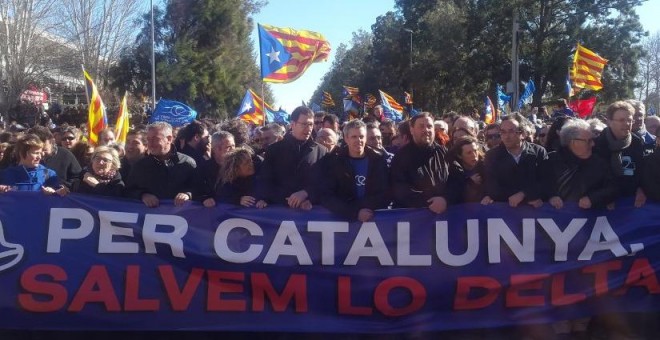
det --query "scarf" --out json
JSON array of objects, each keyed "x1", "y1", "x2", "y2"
[
  {"x1": 605, "y1": 129, "x2": 631, "y2": 176},
  {"x1": 91, "y1": 169, "x2": 117, "y2": 184}
]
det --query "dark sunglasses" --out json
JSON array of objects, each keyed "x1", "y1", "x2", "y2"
[
  {"x1": 63, "y1": 136, "x2": 76, "y2": 141},
  {"x1": 486, "y1": 134, "x2": 501, "y2": 140}
]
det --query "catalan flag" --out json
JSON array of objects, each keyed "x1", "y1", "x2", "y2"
[
  {"x1": 342, "y1": 86, "x2": 361, "y2": 103},
  {"x1": 322, "y1": 91, "x2": 335, "y2": 108},
  {"x1": 258, "y1": 24, "x2": 331, "y2": 83},
  {"x1": 365, "y1": 94, "x2": 378, "y2": 109},
  {"x1": 570, "y1": 43, "x2": 608, "y2": 91},
  {"x1": 379, "y1": 90, "x2": 404, "y2": 122},
  {"x1": 83, "y1": 69, "x2": 107, "y2": 146},
  {"x1": 482, "y1": 96, "x2": 496, "y2": 124},
  {"x1": 237, "y1": 89, "x2": 273, "y2": 126},
  {"x1": 114, "y1": 93, "x2": 129, "y2": 145}
]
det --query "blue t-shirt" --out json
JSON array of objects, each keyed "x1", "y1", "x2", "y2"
[
  {"x1": 0, "y1": 164, "x2": 59, "y2": 191},
  {"x1": 348, "y1": 157, "x2": 368, "y2": 199}
]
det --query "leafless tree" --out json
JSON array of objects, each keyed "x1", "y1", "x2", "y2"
[
  {"x1": 57, "y1": 0, "x2": 145, "y2": 88},
  {"x1": 0, "y1": 0, "x2": 59, "y2": 112},
  {"x1": 637, "y1": 31, "x2": 660, "y2": 112}
]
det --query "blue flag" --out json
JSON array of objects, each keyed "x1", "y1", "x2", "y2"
[
  {"x1": 311, "y1": 102, "x2": 322, "y2": 113},
  {"x1": 266, "y1": 107, "x2": 290, "y2": 124},
  {"x1": 517, "y1": 79, "x2": 535, "y2": 109},
  {"x1": 149, "y1": 99, "x2": 197, "y2": 127},
  {"x1": 497, "y1": 84, "x2": 511, "y2": 113}
]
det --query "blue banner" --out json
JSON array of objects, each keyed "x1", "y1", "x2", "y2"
[
  {"x1": 0, "y1": 193, "x2": 659, "y2": 332},
  {"x1": 149, "y1": 99, "x2": 198, "y2": 127}
]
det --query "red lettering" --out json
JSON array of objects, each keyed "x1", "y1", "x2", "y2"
[
  {"x1": 453, "y1": 276, "x2": 501, "y2": 310},
  {"x1": 551, "y1": 273, "x2": 586, "y2": 306},
  {"x1": 124, "y1": 265, "x2": 160, "y2": 311},
  {"x1": 207, "y1": 270, "x2": 246, "y2": 312},
  {"x1": 373, "y1": 277, "x2": 426, "y2": 317},
  {"x1": 337, "y1": 276, "x2": 372, "y2": 315},
  {"x1": 505, "y1": 274, "x2": 549, "y2": 307},
  {"x1": 616, "y1": 258, "x2": 660, "y2": 295},
  {"x1": 68, "y1": 265, "x2": 121, "y2": 312},
  {"x1": 159, "y1": 265, "x2": 204, "y2": 311},
  {"x1": 18, "y1": 264, "x2": 68, "y2": 312},
  {"x1": 582, "y1": 260, "x2": 622, "y2": 295},
  {"x1": 251, "y1": 273, "x2": 307, "y2": 312}
]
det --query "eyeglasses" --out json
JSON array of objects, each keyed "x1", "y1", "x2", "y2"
[
  {"x1": 295, "y1": 121, "x2": 314, "y2": 128},
  {"x1": 63, "y1": 136, "x2": 76, "y2": 141},
  {"x1": 486, "y1": 134, "x2": 501, "y2": 140},
  {"x1": 93, "y1": 157, "x2": 113, "y2": 163}
]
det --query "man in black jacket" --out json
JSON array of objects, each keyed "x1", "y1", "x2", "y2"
[
  {"x1": 482, "y1": 114, "x2": 547, "y2": 208},
  {"x1": 125, "y1": 122, "x2": 198, "y2": 207},
  {"x1": 391, "y1": 112, "x2": 451, "y2": 213},
  {"x1": 318, "y1": 120, "x2": 389, "y2": 221},
  {"x1": 256, "y1": 106, "x2": 327, "y2": 209},
  {"x1": 592, "y1": 101, "x2": 646, "y2": 207}
]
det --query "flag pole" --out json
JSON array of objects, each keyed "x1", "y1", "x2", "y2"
[
  {"x1": 150, "y1": 0, "x2": 157, "y2": 110},
  {"x1": 261, "y1": 82, "x2": 266, "y2": 127}
]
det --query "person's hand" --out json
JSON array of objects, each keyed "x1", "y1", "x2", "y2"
[
  {"x1": 240, "y1": 196, "x2": 256, "y2": 207},
  {"x1": 578, "y1": 196, "x2": 592, "y2": 209},
  {"x1": 480, "y1": 195, "x2": 494, "y2": 205},
  {"x1": 300, "y1": 200, "x2": 313, "y2": 211},
  {"x1": 0, "y1": 185, "x2": 11, "y2": 193},
  {"x1": 55, "y1": 186, "x2": 69, "y2": 197},
  {"x1": 286, "y1": 190, "x2": 308, "y2": 209},
  {"x1": 357, "y1": 208, "x2": 374, "y2": 222},
  {"x1": 41, "y1": 186, "x2": 56, "y2": 195},
  {"x1": 549, "y1": 196, "x2": 563, "y2": 209},
  {"x1": 174, "y1": 192, "x2": 191, "y2": 206},
  {"x1": 141, "y1": 193, "x2": 160, "y2": 208},
  {"x1": 203, "y1": 197, "x2": 216, "y2": 208},
  {"x1": 470, "y1": 173, "x2": 482, "y2": 185},
  {"x1": 634, "y1": 188, "x2": 646, "y2": 208},
  {"x1": 427, "y1": 196, "x2": 447, "y2": 214},
  {"x1": 83, "y1": 173, "x2": 99, "y2": 187},
  {"x1": 255, "y1": 200, "x2": 268, "y2": 209},
  {"x1": 528, "y1": 199, "x2": 543, "y2": 208},
  {"x1": 508, "y1": 191, "x2": 525, "y2": 207}
]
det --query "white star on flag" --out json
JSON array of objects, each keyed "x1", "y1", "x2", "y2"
[
  {"x1": 266, "y1": 47, "x2": 280, "y2": 64},
  {"x1": 240, "y1": 102, "x2": 252, "y2": 113}
]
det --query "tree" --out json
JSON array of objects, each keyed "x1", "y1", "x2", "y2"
[
  {"x1": 0, "y1": 0, "x2": 58, "y2": 113},
  {"x1": 637, "y1": 31, "x2": 660, "y2": 112},
  {"x1": 56, "y1": 0, "x2": 145, "y2": 86}
]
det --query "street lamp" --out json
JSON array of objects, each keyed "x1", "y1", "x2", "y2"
[{"x1": 403, "y1": 28, "x2": 413, "y2": 111}]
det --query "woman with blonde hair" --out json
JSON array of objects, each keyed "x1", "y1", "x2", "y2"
[
  {"x1": 73, "y1": 145, "x2": 124, "y2": 197},
  {"x1": 215, "y1": 147, "x2": 258, "y2": 207}
]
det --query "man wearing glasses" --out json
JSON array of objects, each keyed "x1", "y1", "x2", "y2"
[
  {"x1": 483, "y1": 123, "x2": 501, "y2": 150},
  {"x1": 257, "y1": 106, "x2": 327, "y2": 210},
  {"x1": 481, "y1": 114, "x2": 547, "y2": 207}
]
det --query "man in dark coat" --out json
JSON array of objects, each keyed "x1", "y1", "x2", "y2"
[
  {"x1": 317, "y1": 120, "x2": 389, "y2": 221},
  {"x1": 390, "y1": 112, "x2": 451, "y2": 213},
  {"x1": 256, "y1": 106, "x2": 327, "y2": 209},
  {"x1": 482, "y1": 113, "x2": 547, "y2": 208}
]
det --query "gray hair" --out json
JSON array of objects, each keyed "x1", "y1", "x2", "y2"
[
  {"x1": 559, "y1": 119, "x2": 590, "y2": 146},
  {"x1": 147, "y1": 122, "x2": 173, "y2": 137},
  {"x1": 342, "y1": 119, "x2": 366, "y2": 137},
  {"x1": 586, "y1": 118, "x2": 606, "y2": 134},
  {"x1": 267, "y1": 123, "x2": 285, "y2": 137},
  {"x1": 211, "y1": 130, "x2": 234, "y2": 149},
  {"x1": 626, "y1": 99, "x2": 645, "y2": 116},
  {"x1": 91, "y1": 145, "x2": 121, "y2": 170}
]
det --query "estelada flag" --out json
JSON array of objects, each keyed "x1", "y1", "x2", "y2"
[
  {"x1": 259, "y1": 24, "x2": 331, "y2": 83},
  {"x1": 237, "y1": 89, "x2": 273, "y2": 126},
  {"x1": 83, "y1": 69, "x2": 107, "y2": 146}
]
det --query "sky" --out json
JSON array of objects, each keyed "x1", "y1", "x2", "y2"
[{"x1": 250, "y1": 0, "x2": 660, "y2": 113}]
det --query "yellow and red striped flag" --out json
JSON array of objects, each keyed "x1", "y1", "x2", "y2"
[
  {"x1": 114, "y1": 93, "x2": 129, "y2": 145},
  {"x1": 237, "y1": 89, "x2": 273, "y2": 126},
  {"x1": 258, "y1": 24, "x2": 331, "y2": 83},
  {"x1": 570, "y1": 43, "x2": 608, "y2": 91},
  {"x1": 83, "y1": 69, "x2": 107, "y2": 145},
  {"x1": 379, "y1": 90, "x2": 404, "y2": 113}
]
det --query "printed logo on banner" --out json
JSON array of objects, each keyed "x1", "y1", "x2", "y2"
[{"x1": 0, "y1": 220, "x2": 24, "y2": 272}]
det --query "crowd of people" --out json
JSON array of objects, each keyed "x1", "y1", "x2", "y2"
[{"x1": 0, "y1": 98, "x2": 659, "y2": 339}]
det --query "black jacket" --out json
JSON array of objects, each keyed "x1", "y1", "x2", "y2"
[
  {"x1": 541, "y1": 148, "x2": 617, "y2": 208},
  {"x1": 42, "y1": 146, "x2": 81, "y2": 188},
  {"x1": 592, "y1": 128, "x2": 645, "y2": 197},
  {"x1": 200, "y1": 155, "x2": 262, "y2": 202},
  {"x1": 317, "y1": 146, "x2": 390, "y2": 220},
  {"x1": 483, "y1": 141, "x2": 547, "y2": 202},
  {"x1": 73, "y1": 169, "x2": 125, "y2": 197},
  {"x1": 256, "y1": 133, "x2": 327, "y2": 204},
  {"x1": 642, "y1": 149, "x2": 660, "y2": 202},
  {"x1": 125, "y1": 151, "x2": 198, "y2": 200},
  {"x1": 447, "y1": 160, "x2": 485, "y2": 203},
  {"x1": 390, "y1": 142, "x2": 451, "y2": 208}
]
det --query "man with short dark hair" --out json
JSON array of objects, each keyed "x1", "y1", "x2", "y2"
[
  {"x1": 27, "y1": 125, "x2": 81, "y2": 188},
  {"x1": 391, "y1": 112, "x2": 452, "y2": 213},
  {"x1": 323, "y1": 113, "x2": 340, "y2": 134},
  {"x1": 366, "y1": 122, "x2": 393, "y2": 167},
  {"x1": 482, "y1": 114, "x2": 547, "y2": 208},
  {"x1": 484, "y1": 123, "x2": 501, "y2": 150},
  {"x1": 126, "y1": 122, "x2": 198, "y2": 207},
  {"x1": 318, "y1": 120, "x2": 389, "y2": 221},
  {"x1": 257, "y1": 106, "x2": 327, "y2": 209},
  {"x1": 178, "y1": 120, "x2": 209, "y2": 165},
  {"x1": 120, "y1": 130, "x2": 147, "y2": 180}
]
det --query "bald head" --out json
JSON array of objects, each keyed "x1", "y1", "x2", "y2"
[{"x1": 316, "y1": 128, "x2": 338, "y2": 151}]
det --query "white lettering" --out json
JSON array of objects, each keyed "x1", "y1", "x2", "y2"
[
  {"x1": 142, "y1": 214, "x2": 188, "y2": 258},
  {"x1": 344, "y1": 222, "x2": 394, "y2": 265},
  {"x1": 436, "y1": 220, "x2": 479, "y2": 266},
  {"x1": 98, "y1": 211, "x2": 139, "y2": 254},
  {"x1": 307, "y1": 221, "x2": 349, "y2": 265},
  {"x1": 47, "y1": 208, "x2": 94, "y2": 253},
  {"x1": 264, "y1": 221, "x2": 312, "y2": 265},
  {"x1": 578, "y1": 216, "x2": 628, "y2": 260}
]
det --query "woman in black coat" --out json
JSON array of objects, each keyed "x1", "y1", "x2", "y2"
[{"x1": 74, "y1": 146, "x2": 124, "y2": 197}]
